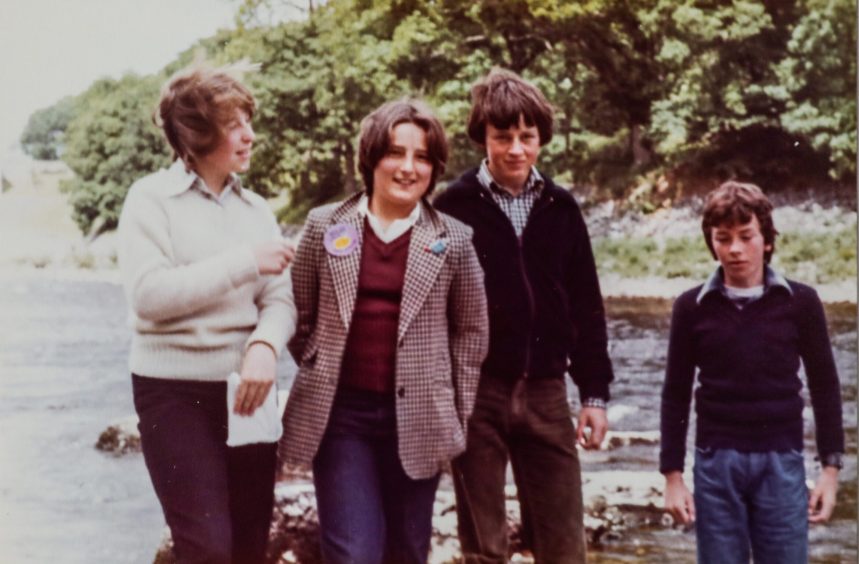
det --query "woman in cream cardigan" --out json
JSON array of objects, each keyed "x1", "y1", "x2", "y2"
[{"x1": 117, "y1": 63, "x2": 295, "y2": 564}]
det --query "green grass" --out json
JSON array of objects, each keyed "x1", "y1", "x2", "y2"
[
  {"x1": 593, "y1": 236, "x2": 713, "y2": 280},
  {"x1": 774, "y1": 228, "x2": 857, "y2": 283},
  {"x1": 593, "y1": 227, "x2": 857, "y2": 285}
]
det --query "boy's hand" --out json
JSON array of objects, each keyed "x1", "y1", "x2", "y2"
[
  {"x1": 664, "y1": 471, "x2": 696, "y2": 525},
  {"x1": 576, "y1": 407, "x2": 607, "y2": 449},
  {"x1": 808, "y1": 466, "x2": 839, "y2": 523}
]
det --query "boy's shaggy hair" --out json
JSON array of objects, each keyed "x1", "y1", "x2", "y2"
[
  {"x1": 702, "y1": 181, "x2": 778, "y2": 263},
  {"x1": 467, "y1": 68, "x2": 554, "y2": 146}
]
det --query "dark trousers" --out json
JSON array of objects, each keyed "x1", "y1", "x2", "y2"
[
  {"x1": 132, "y1": 374, "x2": 277, "y2": 564},
  {"x1": 452, "y1": 377, "x2": 586, "y2": 564},
  {"x1": 313, "y1": 388, "x2": 441, "y2": 564}
]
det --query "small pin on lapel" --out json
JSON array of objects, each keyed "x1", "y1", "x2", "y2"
[
  {"x1": 425, "y1": 239, "x2": 447, "y2": 255},
  {"x1": 324, "y1": 223, "x2": 359, "y2": 256}
]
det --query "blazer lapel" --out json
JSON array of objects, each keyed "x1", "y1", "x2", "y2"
[
  {"x1": 398, "y1": 205, "x2": 448, "y2": 341},
  {"x1": 325, "y1": 196, "x2": 364, "y2": 331}
]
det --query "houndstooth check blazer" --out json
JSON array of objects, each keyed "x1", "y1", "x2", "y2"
[{"x1": 279, "y1": 193, "x2": 489, "y2": 480}]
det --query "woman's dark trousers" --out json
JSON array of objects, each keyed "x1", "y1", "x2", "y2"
[{"x1": 132, "y1": 374, "x2": 277, "y2": 564}]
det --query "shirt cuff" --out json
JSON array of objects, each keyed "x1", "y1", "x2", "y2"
[
  {"x1": 582, "y1": 397, "x2": 607, "y2": 409},
  {"x1": 818, "y1": 452, "x2": 844, "y2": 469}
]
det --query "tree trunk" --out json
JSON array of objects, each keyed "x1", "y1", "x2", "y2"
[
  {"x1": 630, "y1": 123, "x2": 651, "y2": 166},
  {"x1": 343, "y1": 141, "x2": 357, "y2": 194}
]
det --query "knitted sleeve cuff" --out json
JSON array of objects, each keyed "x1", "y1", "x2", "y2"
[{"x1": 582, "y1": 397, "x2": 608, "y2": 409}]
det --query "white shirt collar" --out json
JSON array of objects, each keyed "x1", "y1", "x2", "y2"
[
  {"x1": 358, "y1": 194, "x2": 420, "y2": 243},
  {"x1": 163, "y1": 159, "x2": 246, "y2": 204}
]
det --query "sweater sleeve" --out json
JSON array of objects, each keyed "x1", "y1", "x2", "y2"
[
  {"x1": 797, "y1": 287, "x2": 844, "y2": 458},
  {"x1": 659, "y1": 293, "x2": 697, "y2": 474},
  {"x1": 565, "y1": 203, "x2": 614, "y2": 402},
  {"x1": 246, "y1": 219, "x2": 298, "y2": 359},
  {"x1": 118, "y1": 182, "x2": 260, "y2": 323}
]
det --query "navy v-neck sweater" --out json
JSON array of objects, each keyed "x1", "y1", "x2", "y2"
[
  {"x1": 659, "y1": 280, "x2": 844, "y2": 473},
  {"x1": 339, "y1": 224, "x2": 411, "y2": 394}
]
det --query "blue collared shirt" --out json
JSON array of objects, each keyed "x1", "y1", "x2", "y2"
[{"x1": 696, "y1": 265, "x2": 793, "y2": 305}]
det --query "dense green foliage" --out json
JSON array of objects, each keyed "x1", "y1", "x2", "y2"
[
  {"x1": 24, "y1": 0, "x2": 856, "y2": 234},
  {"x1": 60, "y1": 74, "x2": 172, "y2": 234},
  {"x1": 20, "y1": 96, "x2": 76, "y2": 160}
]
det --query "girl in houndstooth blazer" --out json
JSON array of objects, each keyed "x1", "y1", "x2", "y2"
[{"x1": 279, "y1": 99, "x2": 489, "y2": 563}]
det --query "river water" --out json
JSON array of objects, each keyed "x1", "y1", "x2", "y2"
[{"x1": 0, "y1": 270, "x2": 854, "y2": 563}]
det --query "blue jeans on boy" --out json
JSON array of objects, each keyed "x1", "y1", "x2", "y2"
[
  {"x1": 693, "y1": 448, "x2": 809, "y2": 564},
  {"x1": 313, "y1": 388, "x2": 440, "y2": 564}
]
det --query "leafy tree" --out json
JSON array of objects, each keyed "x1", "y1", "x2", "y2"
[
  {"x1": 34, "y1": 0, "x2": 855, "y2": 232},
  {"x1": 61, "y1": 74, "x2": 171, "y2": 234},
  {"x1": 20, "y1": 96, "x2": 77, "y2": 160},
  {"x1": 775, "y1": 0, "x2": 856, "y2": 182}
]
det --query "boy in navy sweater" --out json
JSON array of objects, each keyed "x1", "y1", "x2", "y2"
[{"x1": 660, "y1": 181, "x2": 844, "y2": 563}]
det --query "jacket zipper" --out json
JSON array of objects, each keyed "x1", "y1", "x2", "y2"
[
  {"x1": 478, "y1": 190, "x2": 554, "y2": 380},
  {"x1": 517, "y1": 236, "x2": 534, "y2": 379}
]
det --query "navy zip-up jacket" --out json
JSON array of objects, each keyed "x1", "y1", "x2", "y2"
[{"x1": 434, "y1": 168, "x2": 613, "y2": 402}]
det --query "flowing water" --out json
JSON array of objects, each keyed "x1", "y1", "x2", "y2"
[
  {"x1": 588, "y1": 297, "x2": 857, "y2": 563},
  {"x1": 0, "y1": 271, "x2": 854, "y2": 563}
]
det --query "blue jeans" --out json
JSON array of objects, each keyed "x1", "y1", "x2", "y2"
[
  {"x1": 313, "y1": 388, "x2": 441, "y2": 564},
  {"x1": 132, "y1": 375, "x2": 277, "y2": 564},
  {"x1": 694, "y1": 448, "x2": 809, "y2": 564}
]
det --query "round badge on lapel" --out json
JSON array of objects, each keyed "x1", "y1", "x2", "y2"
[{"x1": 324, "y1": 224, "x2": 359, "y2": 256}]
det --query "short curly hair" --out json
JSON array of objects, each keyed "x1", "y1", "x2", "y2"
[
  {"x1": 467, "y1": 67, "x2": 554, "y2": 146},
  {"x1": 702, "y1": 181, "x2": 778, "y2": 263},
  {"x1": 155, "y1": 62, "x2": 256, "y2": 168}
]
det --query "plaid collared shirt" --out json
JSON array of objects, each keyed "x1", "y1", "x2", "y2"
[{"x1": 477, "y1": 160, "x2": 544, "y2": 237}]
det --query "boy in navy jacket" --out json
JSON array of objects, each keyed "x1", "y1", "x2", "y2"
[
  {"x1": 660, "y1": 181, "x2": 844, "y2": 563},
  {"x1": 435, "y1": 68, "x2": 613, "y2": 563}
]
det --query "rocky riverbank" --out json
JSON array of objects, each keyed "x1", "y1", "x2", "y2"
[
  {"x1": 97, "y1": 420, "x2": 671, "y2": 564},
  {"x1": 151, "y1": 477, "x2": 672, "y2": 564}
]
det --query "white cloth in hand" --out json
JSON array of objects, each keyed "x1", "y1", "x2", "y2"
[{"x1": 226, "y1": 372, "x2": 283, "y2": 446}]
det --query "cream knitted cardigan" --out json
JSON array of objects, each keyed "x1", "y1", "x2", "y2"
[{"x1": 117, "y1": 160, "x2": 296, "y2": 381}]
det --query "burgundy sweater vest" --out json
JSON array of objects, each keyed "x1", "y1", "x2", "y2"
[{"x1": 339, "y1": 222, "x2": 411, "y2": 393}]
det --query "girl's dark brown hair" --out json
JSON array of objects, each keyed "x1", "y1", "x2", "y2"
[
  {"x1": 702, "y1": 181, "x2": 779, "y2": 263},
  {"x1": 358, "y1": 98, "x2": 448, "y2": 198}
]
